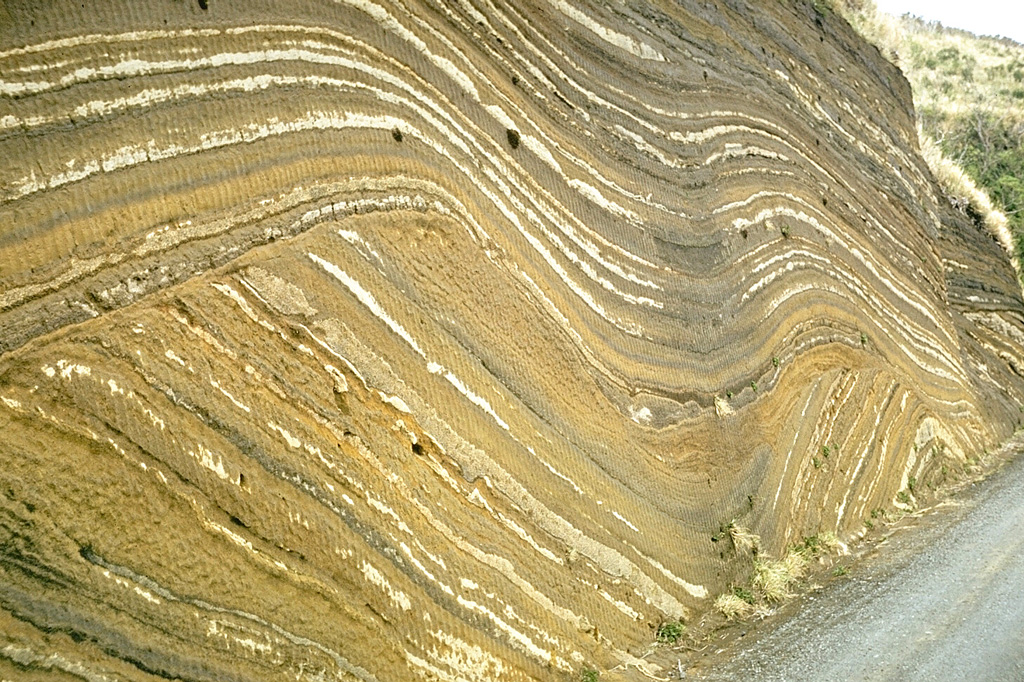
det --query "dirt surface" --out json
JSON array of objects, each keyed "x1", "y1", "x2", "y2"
[{"x1": 687, "y1": 446, "x2": 1024, "y2": 681}]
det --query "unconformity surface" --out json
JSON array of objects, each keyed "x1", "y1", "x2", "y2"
[{"x1": 1, "y1": 1, "x2": 1023, "y2": 680}]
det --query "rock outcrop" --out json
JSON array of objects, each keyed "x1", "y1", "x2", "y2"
[{"x1": 2, "y1": 0, "x2": 1023, "y2": 679}]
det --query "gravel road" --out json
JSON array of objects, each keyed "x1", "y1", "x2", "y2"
[{"x1": 693, "y1": 451, "x2": 1024, "y2": 682}]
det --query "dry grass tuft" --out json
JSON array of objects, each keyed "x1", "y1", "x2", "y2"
[
  {"x1": 816, "y1": 531, "x2": 844, "y2": 553},
  {"x1": 728, "y1": 523, "x2": 761, "y2": 555},
  {"x1": 714, "y1": 593, "x2": 754, "y2": 621},
  {"x1": 782, "y1": 548, "x2": 811, "y2": 578},
  {"x1": 919, "y1": 132, "x2": 1017, "y2": 270},
  {"x1": 712, "y1": 530, "x2": 848, "y2": 621},
  {"x1": 835, "y1": 0, "x2": 904, "y2": 64},
  {"x1": 753, "y1": 555, "x2": 800, "y2": 602}
]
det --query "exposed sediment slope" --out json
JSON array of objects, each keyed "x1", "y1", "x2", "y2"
[{"x1": 1, "y1": 1, "x2": 1023, "y2": 679}]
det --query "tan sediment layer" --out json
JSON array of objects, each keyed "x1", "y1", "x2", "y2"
[{"x1": 2, "y1": 1, "x2": 1023, "y2": 679}]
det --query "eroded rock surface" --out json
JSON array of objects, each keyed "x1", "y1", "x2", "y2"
[{"x1": 1, "y1": 1, "x2": 1023, "y2": 679}]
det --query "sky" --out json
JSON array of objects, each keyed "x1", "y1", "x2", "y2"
[{"x1": 874, "y1": 0, "x2": 1024, "y2": 45}]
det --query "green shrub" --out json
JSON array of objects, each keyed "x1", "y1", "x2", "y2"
[
  {"x1": 656, "y1": 620, "x2": 685, "y2": 644},
  {"x1": 733, "y1": 586, "x2": 755, "y2": 604}
]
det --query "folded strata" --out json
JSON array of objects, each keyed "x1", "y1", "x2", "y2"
[{"x1": 2, "y1": 0, "x2": 1023, "y2": 679}]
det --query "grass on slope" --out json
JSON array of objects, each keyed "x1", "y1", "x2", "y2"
[
  {"x1": 835, "y1": 0, "x2": 1024, "y2": 275},
  {"x1": 712, "y1": 529, "x2": 845, "y2": 621}
]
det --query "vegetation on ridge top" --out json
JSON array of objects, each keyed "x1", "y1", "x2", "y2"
[{"x1": 836, "y1": 0, "x2": 1024, "y2": 276}]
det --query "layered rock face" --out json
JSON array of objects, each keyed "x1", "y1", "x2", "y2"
[{"x1": 2, "y1": 0, "x2": 1024, "y2": 679}]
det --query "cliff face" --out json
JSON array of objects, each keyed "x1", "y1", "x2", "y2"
[{"x1": 1, "y1": 0, "x2": 1023, "y2": 679}]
